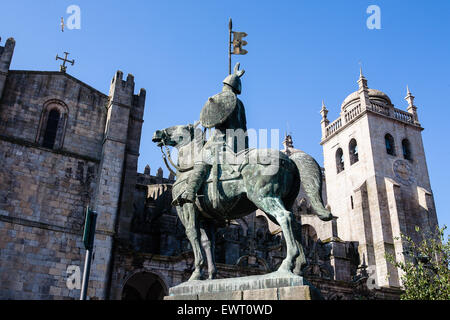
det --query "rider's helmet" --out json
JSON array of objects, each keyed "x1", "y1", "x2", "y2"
[{"x1": 223, "y1": 63, "x2": 245, "y2": 95}]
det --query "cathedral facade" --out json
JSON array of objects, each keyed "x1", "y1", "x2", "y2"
[
  {"x1": 0, "y1": 38, "x2": 438, "y2": 300},
  {"x1": 0, "y1": 37, "x2": 146, "y2": 299}
]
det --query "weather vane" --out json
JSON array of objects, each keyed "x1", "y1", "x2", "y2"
[
  {"x1": 228, "y1": 18, "x2": 248, "y2": 75},
  {"x1": 56, "y1": 52, "x2": 75, "y2": 72}
]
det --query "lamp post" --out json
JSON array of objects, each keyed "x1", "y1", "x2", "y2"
[{"x1": 80, "y1": 207, "x2": 98, "y2": 300}]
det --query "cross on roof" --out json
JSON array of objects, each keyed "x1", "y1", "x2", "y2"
[{"x1": 56, "y1": 52, "x2": 75, "y2": 73}]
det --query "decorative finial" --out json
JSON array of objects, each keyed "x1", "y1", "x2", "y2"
[
  {"x1": 359, "y1": 62, "x2": 365, "y2": 79},
  {"x1": 320, "y1": 100, "x2": 328, "y2": 120},
  {"x1": 357, "y1": 63, "x2": 369, "y2": 90},
  {"x1": 405, "y1": 85, "x2": 419, "y2": 124},
  {"x1": 56, "y1": 52, "x2": 75, "y2": 73},
  {"x1": 405, "y1": 85, "x2": 415, "y2": 107}
]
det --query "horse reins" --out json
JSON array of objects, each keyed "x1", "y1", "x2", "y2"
[{"x1": 160, "y1": 129, "x2": 194, "y2": 176}]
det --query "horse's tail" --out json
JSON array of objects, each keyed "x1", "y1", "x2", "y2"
[{"x1": 289, "y1": 151, "x2": 333, "y2": 221}]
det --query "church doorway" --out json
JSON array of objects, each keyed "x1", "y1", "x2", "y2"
[{"x1": 121, "y1": 272, "x2": 167, "y2": 300}]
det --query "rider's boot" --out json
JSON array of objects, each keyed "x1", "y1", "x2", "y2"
[{"x1": 181, "y1": 163, "x2": 210, "y2": 203}]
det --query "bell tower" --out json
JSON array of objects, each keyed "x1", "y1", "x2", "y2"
[{"x1": 320, "y1": 71, "x2": 439, "y2": 289}]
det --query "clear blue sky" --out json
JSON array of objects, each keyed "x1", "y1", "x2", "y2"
[{"x1": 1, "y1": 0, "x2": 449, "y2": 234}]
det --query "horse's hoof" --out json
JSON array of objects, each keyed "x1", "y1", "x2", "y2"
[
  {"x1": 277, "y1": 261, "x2": 294, "y2": 275},
  {"x1": 188, "y1": 273, "x2": 202, "y2": 281},
  {"x1": 188, "y1": 277, "x2": 201, "y2": 282},
  {"x1": 293, "y1": 268, "x2": 304, "y2": 277},
  {"x1": 273, "y1": 269, "x2": 295, "y2": 278},
  {"x1": 208, "y1": 273, "x2": 217, "y2": 280}
]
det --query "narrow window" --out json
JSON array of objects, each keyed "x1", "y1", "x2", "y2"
[
  {"x1": 349, "y1": 139, "x2": 359, "y2": 165},
  {"x1": 336, "y1": 148, "x2": 345, "y2": 173},
  {"x1": 402, "y1": 139, "x2": 412, "y2": 160},
  {"x1": 42, "y1": 109, "x2": 60, "y2": 149},
  {"x1": 385, "y1": 134, "x2": 395, "y2": 156},
  {"x1": 351, "y1": 196, "x2": 354, "y2": 209}
]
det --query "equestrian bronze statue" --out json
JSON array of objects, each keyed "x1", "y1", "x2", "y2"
[{"x1": 152, "y1": 63, "x2": 333, "y2": 281}]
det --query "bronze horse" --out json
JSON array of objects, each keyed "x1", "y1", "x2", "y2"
[{"x1": 152, "y1": 124, "x2": 333, "y2": 281}]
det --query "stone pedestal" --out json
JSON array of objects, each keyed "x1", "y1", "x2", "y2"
[{"x1": 164, "y1": 272, "x2": 320, "y2": 300}]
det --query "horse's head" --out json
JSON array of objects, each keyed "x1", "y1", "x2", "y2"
[{"x1": 152, "y1": 122, "x2": 200, "y2": 149}]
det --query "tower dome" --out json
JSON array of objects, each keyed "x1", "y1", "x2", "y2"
[
  {"x1": 340, "y1": 67, "x2": 393, "y2": 112},
  {"x1": 341, "y1": 89, "x2": 392, "y2": 111}
]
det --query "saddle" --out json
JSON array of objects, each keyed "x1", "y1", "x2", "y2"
[
  {"x1": 205, "y1": 148, "x2": 280, "y2": 183},
  {"x1": 205, "y1": 148, "x2": 249, "y2": 183},
  {"x1": 205, "y1": 163, "x2": 241, "y2": 183},
  {"x1": 171, "y1": 148, "x2": 286, "y2": 208}
]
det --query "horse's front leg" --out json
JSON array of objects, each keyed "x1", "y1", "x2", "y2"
[
  {"x1": 177, "y1": 203, "x2": 205, "y2": 281},
  {"x1": 200, "y1": 221, "x2": 217, "y2": 280}
]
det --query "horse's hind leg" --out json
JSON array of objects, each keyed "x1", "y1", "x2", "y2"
[
  {"x1": 291, "y1": 218, "x2": 307, "y2": 275},
  {"x1": 177, "y1": 204, "x2": 204, "y2": 281},
  {"x1": 251, "y1": 196, "x2": 300, "y2": 274},
  {"x1": 200, "y1": 221, "x2": 217, "y2": 280}
]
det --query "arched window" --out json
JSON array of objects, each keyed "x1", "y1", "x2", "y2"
[
  {"x1": 42, "y1": 109, "x2": 60, "y2": 149},
  {"x1": 385, "y1": 134, "x2": 395, "y2": 156},
  {"x1": 349, "y1": 139, "x2": 359, "y2": 165},
  {"x1": 37, "y1": 100, "x2": 68, "y2": 150},
  {"x1": 402, "y1": 139, "x2": 412, "y2": 160},
  {"x1": 336, "y1": 148, "x2": 345, "y2": 173}
]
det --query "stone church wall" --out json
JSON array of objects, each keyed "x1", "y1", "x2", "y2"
[
  {"x1": 0, "y1": 37, "x2": 146, "y2": 298},
  {"x1": 0, "y1": 135, "x2": 99, "y2": 299},
  {"x1": 0, "y1": 66, "x2": 110, "y2": 299},
  {"x1": 0, "y1": 71, "x2": 108, "y2": 160}
]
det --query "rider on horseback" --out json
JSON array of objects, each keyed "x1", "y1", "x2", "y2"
[{"x1": 179, "y1": 63, "x2": 248, "y2": 204}]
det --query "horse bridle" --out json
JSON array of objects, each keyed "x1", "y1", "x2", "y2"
[{"x1": 159, "y1": 129, "x2": 194, "y2": 176}]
